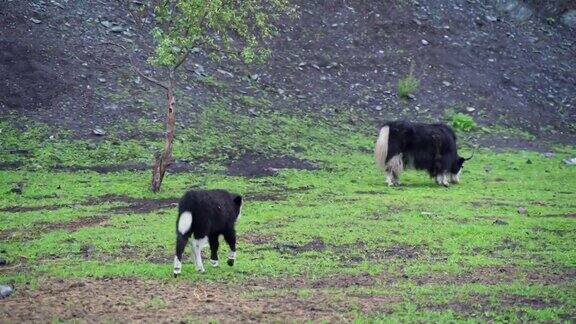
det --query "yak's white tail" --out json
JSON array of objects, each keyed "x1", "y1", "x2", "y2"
[{"x1": 375, "y1": 126, "x2": 390, "y2": 171}]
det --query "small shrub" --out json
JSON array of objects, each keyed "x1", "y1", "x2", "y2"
[
  {"x1": 451, "y1": 113, "x2": 476, "y2": 132},
  {"x1": 397, "y1": 75, "x2": 419, "y2": 99}
]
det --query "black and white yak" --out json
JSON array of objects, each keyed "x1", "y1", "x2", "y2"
[
  {"x1": 374, "y1": 120, "x2": 473, "y2": 187},
  {"x1": 173, "y1": 189, "x2": 242, "y2": 277}
]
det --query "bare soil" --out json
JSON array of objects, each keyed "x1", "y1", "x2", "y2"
[{"x1": 225, "y1": 152, "x2": 318, "y2": 177}]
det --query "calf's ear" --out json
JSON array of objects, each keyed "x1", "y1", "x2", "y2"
[{"x1": 233, "y1": 195, "x2": 243, "y2": 206}]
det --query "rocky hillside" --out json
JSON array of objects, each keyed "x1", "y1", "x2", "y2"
[{"x1": 1, "y1": 0, "x2": 575, "y2": 146}]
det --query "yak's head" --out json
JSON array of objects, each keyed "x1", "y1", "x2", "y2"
[{"x1": 451, "y1": 150, "x2": 475, "y2": 183}]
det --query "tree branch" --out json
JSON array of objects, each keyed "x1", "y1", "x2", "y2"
[{"x1": 99, "y1": 42, "x2": 169, "y2": 90}]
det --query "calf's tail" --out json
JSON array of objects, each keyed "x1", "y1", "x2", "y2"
[{"x1": 375, "y1": 126, "x2": 390, "y2": 171}]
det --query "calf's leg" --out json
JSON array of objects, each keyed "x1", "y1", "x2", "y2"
[
  {"x1": 173, "y1": 234, "x2": 188, "y2": 277},
  {"x1": 208, "y1": 234, "x2": 220, "y2": 267},
  {"x1": 223, "y1": 229, "x2": 237, "y2": 266},
  {"x1": 191, "y1": 236, "x2": 208, "y2": 272}
]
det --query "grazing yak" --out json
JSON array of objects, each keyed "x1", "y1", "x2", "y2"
[
  {"x1": 173, "y1": 189, "x2": 242, "y2": 276},
  {"x1": 375, "y1": 120, "x2": 473, "y2": 187}
]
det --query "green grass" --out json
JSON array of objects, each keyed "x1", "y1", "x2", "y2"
[
  {"x1": 397, "y1": 75, "x2": 419, "y2": 99},
  {"x1": 1, "y1": 105, "x2": 575, "y2": 321}
]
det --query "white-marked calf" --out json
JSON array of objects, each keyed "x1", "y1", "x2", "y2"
[{"x1": 173, "y1": 189, "x2": 242, "y2": 277}]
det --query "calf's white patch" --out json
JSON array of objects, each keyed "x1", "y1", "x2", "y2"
[{"x1": 177, "y1": 211, "x2": 193, "y2": 235}]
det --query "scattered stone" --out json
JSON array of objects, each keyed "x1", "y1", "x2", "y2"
[
  {"x1": 493, "y1": 219, "x2": 508, "y2": 225},
  {"x1": 277, "y1": 88, "x2": 285, "y2": 95},
  {"x1": 563, "y1": 157, "x2": 576, "y2": 165},
  {"x1": 100, "y1": 20, "x2": 113, "y2": 28},
  {"x1": 0, "y1": 285, "x2": 13, "y2": 298},
  {"x1": 110, "y1": 25, "x2": 124, "y2": 33},
  {"x1": 193, "y1": 64, "x2": 206, "y2": 76},
  {"x1": 10, "y1": 182, "x2": 23, "y2": 194},
  {"x1": 30, "y1": 18, "x2": 42, "y2": 24},
  {"x1": 407, "y1": 93, "x2": 416, "y2": 100},
  {"x1": 248, "y1": 108, "x2": 257, "y2": 116},
  {"x1": 421, "y1": 212, "x2": 434, "y2": 216},
  {"x1": 80, "y1": 244, "x2": 96, "y2": 258},
  {"x1": 375, "y1": 105, "x2": 383, "y2": 111},
  {"x1": 442, "y1": 81, "x2": 451, "y2": 87},
  {"x1": 421, "y1": 39, "x2": 429, "y2": 45},
  {"x1": 98, "y1": 78, "x2": 106, "y2": 83},
  {"x1": 483, "y1": 164, "x2": 493, "y2": 173},
  {"x1": 542, "y1": 152, "x2": 555, "y2": 158},
  {"x1": 466, "y1": 106, "x2": 476, "y2": 112},
  {"x1": 250, "y1": 74, "x2": 260, "y2": 81},
  {"x1": 486, "y1": 15, "x2": 498, "y2": 22},
  {"x1": 51, "y1": 1, "x2": 65, "y2": 9},
  {"x1": 517, "y1": 207, "x2": 527, "y2": 215},
  {"x1": 92, "y1": 128, "x2": 106, "y2": 136},
  {"x1": 560, "y1": 10, "x2": 576, "y2": 28},
  {"x1": 217, "y1": 69, "x2": 234, "y2": 78}
]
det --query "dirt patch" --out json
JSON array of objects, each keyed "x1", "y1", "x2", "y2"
[
  {"x1": 0, "y1": 215, "x2": 110, "y2": 241},
  {"x1": 0, "y1": 204, "x2": 64, "y2": 213},
  {"x1": 531, "y1": 213, "x2": 576, "y2": 218},
  {"x1": 336, "y1": 242, "x2": 424, "y2": 265},
  {"x1": 272, "y1": 237, "x2": 327, "y2": 254},
  {"x1": 51, "y1": 161, "x2": 198, "y2": 174},
  {"x1": 429, "y1": 292, "x2": 559, "y2": 316},
  {"x1": 0, "y1": 277, "x2": 399, "y2": 323},
  {"x1": 241, "y1": 232, "x2": 276, "y2": 245},
  {"x1": 225, "y1": 152, "x2": 318, "y2": 177},
  {"x1": 84, "y1": 194, "x2": 179, "y2": 214},
  {"x1": 244, "y1": 191, "x2": 288, "y2": 201},
  {"x1": 0, "y1": 161, "x2": 23, "y2": 171},
  {"x1": 414, "y1": 265, "x2": 576, "y2": 285}
]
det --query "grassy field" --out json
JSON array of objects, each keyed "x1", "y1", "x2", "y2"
[{"x1": 0, "y1": 106, "x2": 575, "y2": 322}]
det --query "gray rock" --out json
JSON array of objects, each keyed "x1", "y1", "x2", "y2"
[
  {"x1": 193, "y1": 64, "x2": 206, "y2": 76},
  {"x1": 250, "y1": 74, "x2": 260, "y2": 81},
  {"x1": 486, "y1": 15, "x2": 498, "y2": 22},
  {"x1": 92, "y1": 128, "x2": 106, "y2": 136},
  {"x1": 496, "y1": 0, "x2": 532, "y2": 21},
  {"x1": 563, "y1": 157, "x2": 576, "y2": 165},
  {"x1": 493, "y1": 219, "x2": 508, "y2": 225},
  {"x1": 442, "y1": 81, "x2": 451, "y2": 87},
  {"x1": 30, "y1": 18, "x2": 42, "y2": 24},
  {"x1": 421, "y1": 39, "x2": 429, "y2": 45},
  {"x1": 561, "y1": 10, "x2": 576, "y2": 28},
  {"x1": 217, "y1": 69, "x2": 234, "y2": 78},
  {"x1": 110, "y1": 25, "x2": 124, "y2": 33},
  {"x1": 483, "y1": 164, "x2": 492, "y2": 173},
  {"x1": 542, "y1": 152, "x2": 555, "y2": 158},
  {"x1": 80, "y1": 244, "x2": 96, "y2": 258},
  {"x1": 0, "y1": 285, "x2": 12, "y2": 298},
  {"x1": 466, "y1": 106, "x2": 476, "y2": 112},
  {"x1": 100, "y1": 20, "x2": 113, "y2": 28},
  {"x1": 517, "y1": 207, "x2": 527, "y2": 215},
  {"x1": 375, "y1": 105, "x2": 383, "y2": 111}
]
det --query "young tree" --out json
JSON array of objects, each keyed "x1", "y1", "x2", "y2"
[{"x1": 117, "y1": 0, "x2": 293, "y2": 192}]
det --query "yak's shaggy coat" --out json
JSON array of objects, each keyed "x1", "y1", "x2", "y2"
[
  {"x1": 375, "y1": 120, "x2": 471, "y2": 186},
  {"x1": 173, "y1": 189, "x2": 242, "y2": 276}
]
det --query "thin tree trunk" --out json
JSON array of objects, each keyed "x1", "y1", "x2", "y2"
[{"x1": 151, "y1": 75, "x2": 176, "y2": 192}]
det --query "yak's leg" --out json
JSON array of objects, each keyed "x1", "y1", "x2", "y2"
[
  {"x1": 223, "y1": 229, "x2": 237, "y2": 266},
  {"x1": 208, "y1": 234, "x2": 220, "y2": 267},
  {"x1": 440, "y1": 173, "x2": 450, "y2": 187},
  {"x1": 450, "y1": 170, "x2": 461, "y2": 184},
  {"x1": 386, "y1": 154, "x2": 403, "y2": 187},
  {"x1": 191, "y1": 236, "x2": 208, "y2": 272},
  {"x1": 173, "y1": 234, "x2": 188, "y2": 277}
]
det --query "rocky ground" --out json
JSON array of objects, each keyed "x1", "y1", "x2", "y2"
[{"x1": 1, "y1": 0, "x2": 575, "y2": 146}]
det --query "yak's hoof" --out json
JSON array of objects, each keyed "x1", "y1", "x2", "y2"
[{"x1": 227, "y1": 259, "x2": 235, "y2": 266}]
